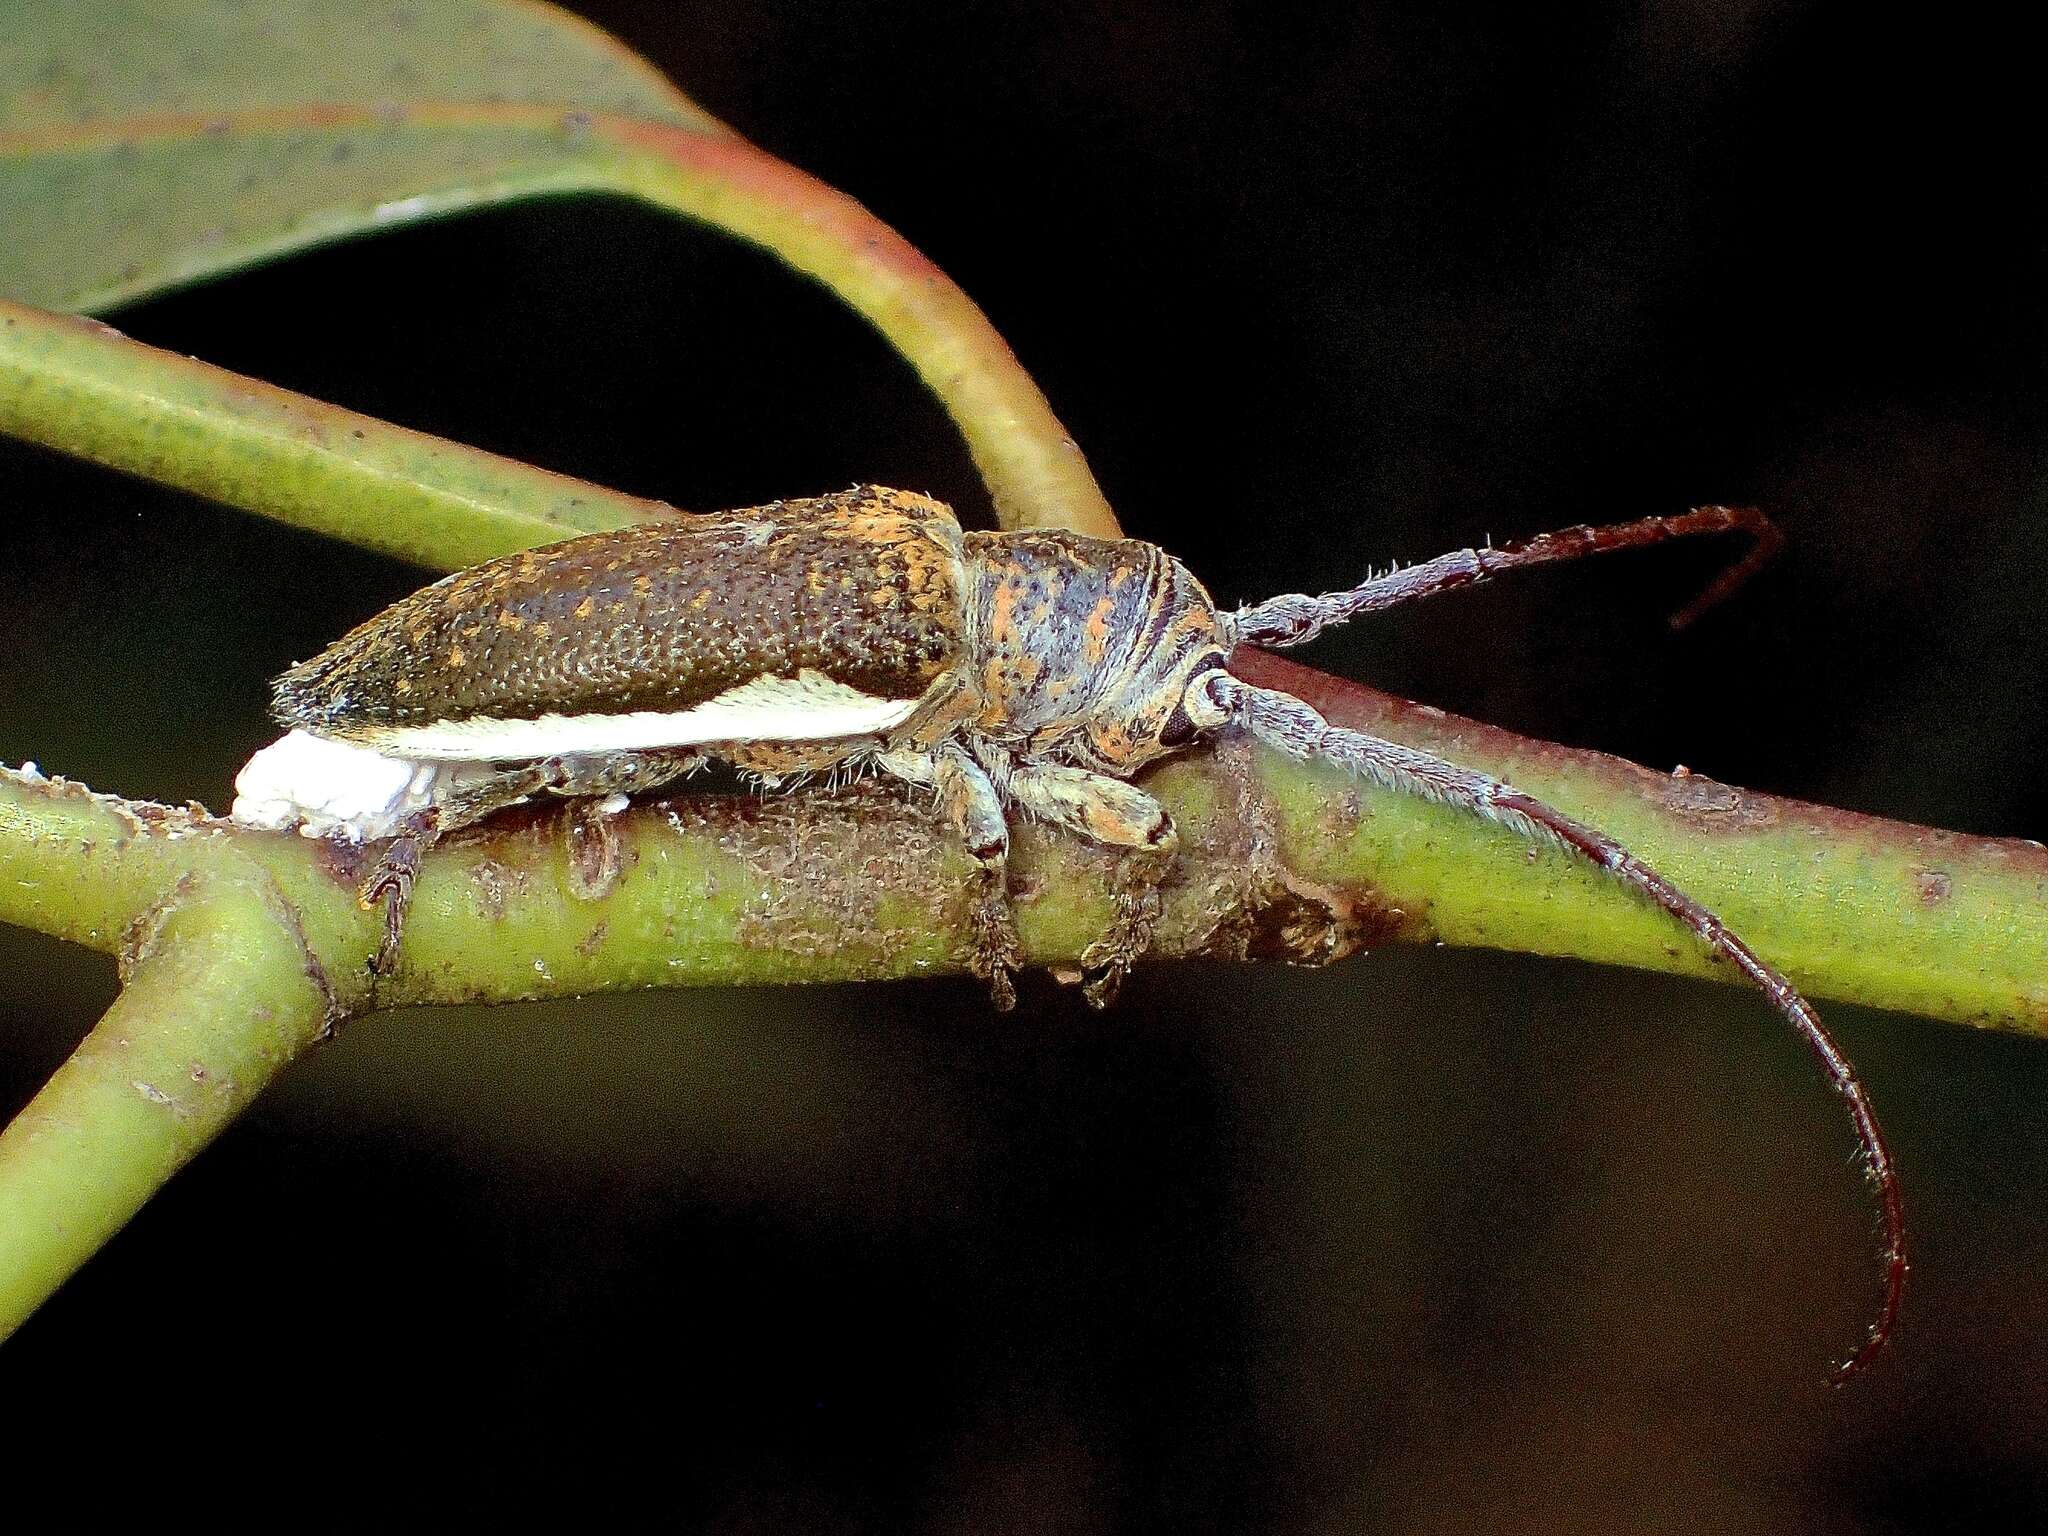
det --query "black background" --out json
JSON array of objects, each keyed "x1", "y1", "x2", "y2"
[{"x1": 4, "y1": 1, "x2": 2047, "y2": 1529}]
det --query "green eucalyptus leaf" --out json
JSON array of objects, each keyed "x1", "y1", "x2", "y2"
[{"x1": 0, "y1": 0, "x2": 728, "y2": 309}]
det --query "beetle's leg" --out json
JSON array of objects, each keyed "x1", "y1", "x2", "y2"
[
  {"x1": 1229, "y1": 505, "x2": 1781, "y2": 647},
  {"x1": 541, "y1": 750, "x2": 710, "y2": 899},
  {"x1": 975, "y1": 747, "x2": 1178, "y2": 1008},
  {"x1": 358, "y1": 760, "x2": 560, "y2": 974},
  {"x1": 721, "y1": 739, "x2": 876, "y2": 783},
  {"x1": 361, "y1": 752, "x2": 707, "y2": 975},
  {"x1": 1208, "y1": 671, "x2": 1905, "y2": 1382},
  {"x1": 361, "y1": 812, "x2": 431, "y2": 977},
  {"x1": 878, "y1": 744, "x2": 1023, "y2": 1010}
]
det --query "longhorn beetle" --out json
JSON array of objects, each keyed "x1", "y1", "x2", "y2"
[{"x1": 231, "y1": 484, "x2": 1904, "y2": 1379}]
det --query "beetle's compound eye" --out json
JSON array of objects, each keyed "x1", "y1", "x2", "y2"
[
  {"x1": 1175, "y1": 658, "x2": 1232, "y2": 738},
  {"x1": 1158, "y1": 702, "x2": 1200, "y2": 749}
]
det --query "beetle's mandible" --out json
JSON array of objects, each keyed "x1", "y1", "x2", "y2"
[{"x1": 231, "y1": 484, "x2": 1904, "y2": 1379}]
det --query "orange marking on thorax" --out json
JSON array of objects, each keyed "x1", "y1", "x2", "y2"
[
  {"x1": 840, "y1": 511, "x2": 921, "y2": 547},
  {"x1": 979, "y1": 659, "x2": 1015, "y2": 721},
  {"x1": 989, "y1": 577, "x2": 1023, "y2": 646},
  {"x1": 1093, "y1": 721, "x2": 1134, "y2": 761},
  {"x1": 1082, "y1": 596, "x2": 1114, "y2": 665}
]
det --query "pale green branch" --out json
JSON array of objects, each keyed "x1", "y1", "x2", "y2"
[
  {"x1": 0, "y1": 302, "x2": 673, "y2": 570},
  {"x1": 0, "y1": 861, "x2": 332, "y2": 1340}
]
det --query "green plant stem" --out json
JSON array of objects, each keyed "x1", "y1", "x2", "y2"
[
  {"x1": 0, "y1": 302, "x2": 672, "y2": 569},
  {"x1": 1233, "y1": 652, "x2": 2048, "y2": 1034},
  {"x1": 594, "y1": 117, "x2": 1113, "y2": 536},
  {"x1": 0, "y1": 863, "x2": 331, "y2": 1340},
  {"x1": 7, "y1": 717, "x2": 2046, "y2": 1036}
]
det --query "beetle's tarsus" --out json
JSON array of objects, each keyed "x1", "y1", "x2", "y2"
[
  {"x1": 1078, "y1": 849, "x2": 1169, "y2": 1008},
  {"x1": 967, "y1": 871, "x2": 1023, "y2": 1012},
  {"x1": 359, "y1": 825, "x2": 427, "y2": 976},
  {"x1": 1078, "y1": 945, "x2": 1129, "y2": 1008}
]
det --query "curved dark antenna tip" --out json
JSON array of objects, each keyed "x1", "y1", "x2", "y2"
[
  {"x1": 1481, "y1": 782, "x2": 1904, "y2": 1386},
  {"x1": 1667, "y1": 506, "x2": 1784, "y2": 630},
  {"x1": 1830, "y1": 1226, "x2": 1909, "y2": 1387}
]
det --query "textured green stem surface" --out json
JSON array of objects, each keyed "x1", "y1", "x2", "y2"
[
  {"x1": 0, "y1": 863, "x2": 331, "y2": 1339},
  {"x1": 0, "y1": 302, "x2": 671, "y2": 568},
  {"x1": 1234, "y1": 652, "x2": 2048, "y2": 1035},
  {"x1": 5, "y1": 714, "x2": 2042, "y2": 1044}
]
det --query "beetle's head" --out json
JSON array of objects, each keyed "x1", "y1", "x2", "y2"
[{"x1": 1066, "y1": 556, "x2": 1234, "y2": 774}]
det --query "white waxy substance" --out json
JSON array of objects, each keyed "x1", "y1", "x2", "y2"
[
  {"x1": 353, "y1": 669, "x2": 918, "y2": 759},
  {"x1": 231, "y1": 673, "x2": 918, "y2": 840},
  {"x1": 231, "y1": 730, "x2": 503, "y2": 842}
]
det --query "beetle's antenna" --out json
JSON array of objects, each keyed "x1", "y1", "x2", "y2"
[
  {"x1": 1205, "y1": 671, "x2": 1906, "y2": 1382},
  {"x1": 1229, "y1": 506, "x2": 1782, "y2": 649}
]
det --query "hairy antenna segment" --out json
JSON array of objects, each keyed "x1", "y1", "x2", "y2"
[
  {"x1": 1228, "y1": 505, "x2": 1783, "y2": 649},
  {"x1": 1205, "y1": 672, "x2": 1906, "y2": 1381}
]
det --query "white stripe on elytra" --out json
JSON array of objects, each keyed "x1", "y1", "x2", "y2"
[{"x1": 354, "y1": 669, "x2": 922, "y2": 760}]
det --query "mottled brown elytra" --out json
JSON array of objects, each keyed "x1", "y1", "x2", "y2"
[{"x1": 232, "y1": 485, "x2": 1902, "y2": 1379}]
